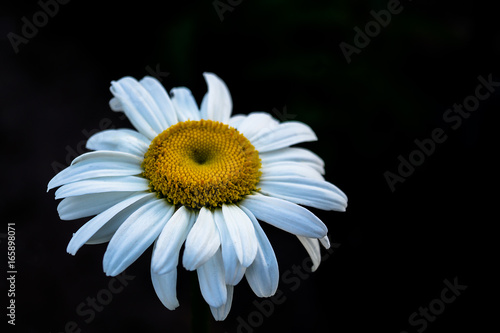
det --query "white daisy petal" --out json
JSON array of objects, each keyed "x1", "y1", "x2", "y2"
[
  {"x1": 227, "y1": 262, "x2": 246, "y2": 286},
  {"x1": 250, "y1": 121, "x2": 318, "y2": 152},
  {"x1": 183, "y1": 207, "x2": 221, "y2": 271},
  {"x1": 110, "y1": 77, "x2": 159, "y2": 139},
  {"x1": 235, "y1": 112, "x2": 279, "y2": 142},
  {"x1": 239, "y1": 194, "x2": 328, "y2": 238},
  {"x1": 151, "y1": 267, "x2": 179, "y2": 310},
  {"x1": 55, "y1": 176, "x2": 150, "y2": 199},
  {"x1": 140, "y1": 76, "x2": 178, "y2": 128},
  {"x1": 48, "y1": 151, "x2": 143, "y2": 190},
  {"x1": 152, "y1": 206, "x2": 196, "y2": 275},
  {"x1": 260, "y1": 147, "x2": 325, "y2": 174},
  {"x1": 116, "y1": 77, "x2": 167, "y2": 133},
  {"x1": 66, "y1": 192, "x2": 154, "y2": 255},
  {"x1": 213, "y1": 209, "x2": 246, "y2": 285},
  {"x1": 210, "y1": 285, "x2": 234, "y2": 321},
  {"x1": 221, "y1": 204, "x2": 258, "y2": 267},
  {"x1": 239, "y1": 205, "x2": 279, "y2": 297},
  {"x1": 86, "y1": 195, "x2": 152, "y2": 245},
  {"x1": 297, "y1": 236, "x2": 321, "y2": 272},
  {"x1": 103, "y1": 197, "x2": 175, "y2": 276},
  {"x1": 228, "y1": 114, "x2": 246, "y2": 128},
  {"x1": 258, "y1": 176, "x2": 347, "y2": 211},
  {"x1": 86, "y1": 129, "x2": 150, "y2": 157},
  {"x1": 276, "y1": 174, "x2": 347, "y2": 202},
  {"x1": 57, "y1": 192, "x2": 133, "y2": 220},
  {"x1": 69, "y1": 150, "x2": 142, "y2": 166},
  {"x1": 261, "y1": 161, "x2": 324, "y2": 181},
  {"x1": 196, "y1": 249, "x2": 227, "y2": 308},
  {"x1": 200, "y1": 92, "x2": 208, "y2": 119},
  {"x1": 202, "y1": 73, "x2": 232, "y2": 123},
  {"x1": 109, "y1": 97, "x2": 122, "y2": 111},
  {"x1": 320, "y1": 235, "x2": 331, "y2": 249},
  {"x1": 170, "y1": 87, "x2": 201, "y2": 121}
]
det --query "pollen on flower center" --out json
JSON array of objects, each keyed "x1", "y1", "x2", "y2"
[{"x1": 142, "y1": 119, "x2": 261, "y2": 209}]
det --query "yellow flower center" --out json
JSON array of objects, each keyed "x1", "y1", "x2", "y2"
[{"x1": 142, "y1": 119, "x2": 261, "y2": 209}]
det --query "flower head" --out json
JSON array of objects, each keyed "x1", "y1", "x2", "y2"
[{"x1": 48, "y1": 73, "x2": 347, "y2": 320}]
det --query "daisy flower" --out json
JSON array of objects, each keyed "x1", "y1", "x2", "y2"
[{"x1": 48, "y1": 73, "x2": 347, "y2": 320}]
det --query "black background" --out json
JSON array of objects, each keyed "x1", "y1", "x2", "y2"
[{"x1": 1, "y1": 0, "x2": 496, "y2": 332}]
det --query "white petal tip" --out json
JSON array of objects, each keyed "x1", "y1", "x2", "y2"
[
  {"x1": 320, "y1": 236, "x2": 331, "y2": 249},
  {"x1": 165, "y1": 302, "x2": 180, "y2": 311},
  {"x1": 109, "y1": 97, "x2": 123, "y2": 112},
  {"x1": 103, "y1": 264, "x2": 121, "y2": 277},
  {"x1": 211, "y1": 311, "x2": 229, "y2": 321},
  {"x1": 104, "y1": 269, "x2": 121, "y2": 277},
  {"x1": 254, "y1": 290, "x2": 277, "y2": 298},
  {"x1": 182, "y1": 261, "x2": 197, "y2": 272},
  {"x1": 156, "y1": 292, "x2": 180, "y2": 311},
  {"x1": 182, "y1": 253, "x2": 198, "y2": 271},
  {"x1": 66, "y1": 239, "x2": 78, "y2": 256}
]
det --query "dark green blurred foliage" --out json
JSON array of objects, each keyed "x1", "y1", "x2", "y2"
[{"x1": 153, "y1": 0, "x2": 475, "y2": 164}]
